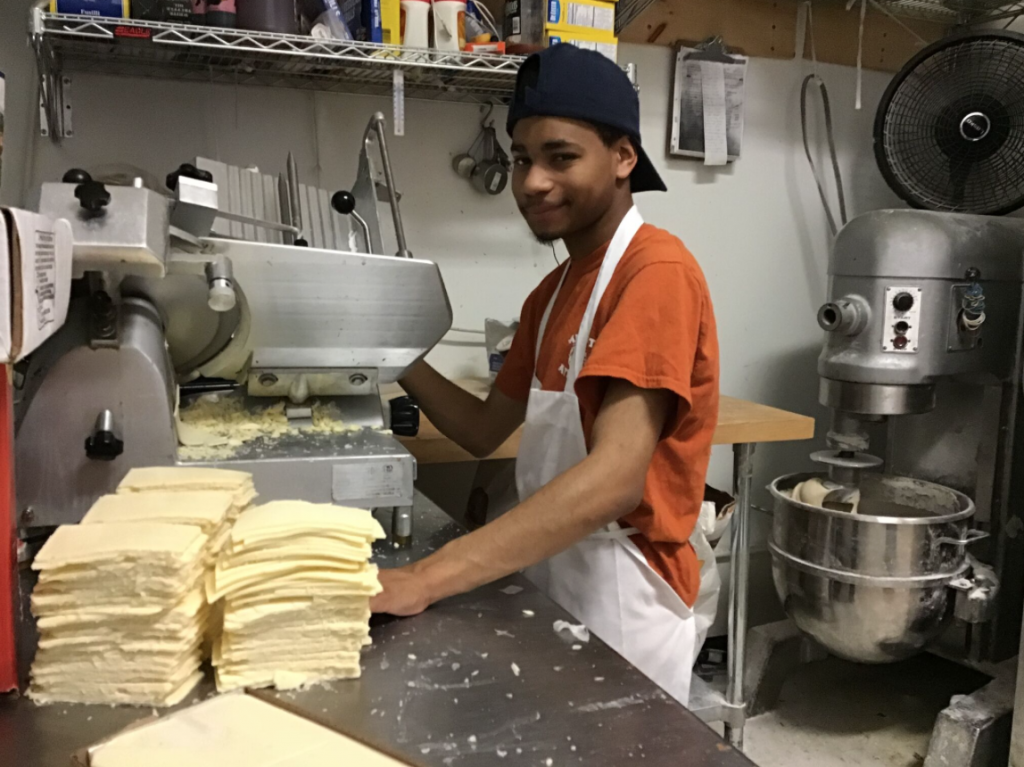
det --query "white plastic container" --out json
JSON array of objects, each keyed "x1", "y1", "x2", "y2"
[
  {"x1": 432, "y1": 0, "x2": 466, "y2": 51},
  {"x1": 400, "y1": 0, "x2": 430, "y2": 48}
]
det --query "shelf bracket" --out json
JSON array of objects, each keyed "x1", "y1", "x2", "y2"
[{"x1": 39, "y1": 73, "x2": 72, "y2": 142}]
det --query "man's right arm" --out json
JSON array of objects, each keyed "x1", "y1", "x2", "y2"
[{"x1": 399, "y1": 362, "x2": 526, "y2": 459}]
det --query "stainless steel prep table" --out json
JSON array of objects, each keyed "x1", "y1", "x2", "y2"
[{"x1": 0, "y1": 492, "x2": 752, "y2": 767}]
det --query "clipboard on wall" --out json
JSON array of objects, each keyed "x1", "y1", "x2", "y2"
[{"x1": 670, "y1": 39, "x2": 748, "y2": 165}]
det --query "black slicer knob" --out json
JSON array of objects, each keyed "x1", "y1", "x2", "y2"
[
  {"x1": 74, "y1": 180, "x2": 111, "y2": 216},
  {"x1": 166, "y1": 162, "x2": 214, "y2": 191},
  {"x1": 390, "y1": 396, "x2": 420, "y2": 437}
]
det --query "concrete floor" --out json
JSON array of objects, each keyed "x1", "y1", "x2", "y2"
[{"x1": 733, "y1": 654, "x2": 990, "y2": 767}]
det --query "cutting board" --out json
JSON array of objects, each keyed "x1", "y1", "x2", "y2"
[{"x1": 85, "y1": 693, "x2": 415, "y2": 767}]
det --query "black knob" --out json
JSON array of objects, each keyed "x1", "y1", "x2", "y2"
[
  {"x1": 62, "y1": 168, "x2": 92, "y2": 184},
  {"x1": 390, "y1": 395, "x2": 420, "y2": 437},
  {"x1": 85, "y1": 430, "x2": 124, "y2": 461},
  {"x1": 166, "y1": 163, "x2": 214, "y2": 191},
  {"x1": 74, "y1": 180, "x2": 111, "y2": 216},
  {"x1": 966, "y1": 268, "x2": 981, "y2": 281},
  {"x1": 331, "y1": 190, "x2": 357, "y2": 215},
  {"x1": 893, "y1": 292, "x2": 915, "y2": 312}
]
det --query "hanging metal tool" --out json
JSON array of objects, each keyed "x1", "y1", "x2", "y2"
[{"x1": 452, "y1": 104, "x2": 511, "y2": 196}]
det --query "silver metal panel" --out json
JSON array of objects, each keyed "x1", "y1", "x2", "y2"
[
  {"x1": 195, "y1": 157, "x2": 351, "y2": 251},
  {"x1": 121, "y1": 271, "x2": 247, "y2": 376},
  {"x1": 200, "y1": 238, "x2": 452, "y2": 383},
  {"x1": 38, "y1": 182, "x2": 169, "y2": 277},
  {"x1": 14, "y1": 299, "x2": 177, "y2": 527},
  {"x1": 819, "y1": 211, "x2": 1024, "y2": 388},
  {"x1": 178, "y1": 428, "x2": 415, "y2": 508},
  {"x1": 246, "y1": 368, "x2": 378, "y2": 399},
  {"x1": 887, "y1": 382, "x2": 1004, "y2": 520},
  {"x1": 828, "y1": 211, "x2": 1024, "y2": 282}
]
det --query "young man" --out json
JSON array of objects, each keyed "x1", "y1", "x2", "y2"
[{"x1": 370, "y1": 45, "x2": 720, "y2": 705}]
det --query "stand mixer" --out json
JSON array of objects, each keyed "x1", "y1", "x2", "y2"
[{"x1": 769, "y1": 209, "x2": 1024, "y2": 665}]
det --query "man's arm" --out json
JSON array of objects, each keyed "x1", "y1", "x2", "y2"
[
  {"x1": 400, "y1": 361, "x2": 526, "y2": 459},
  {"x1": 371, "y1": 379, "x2": 672, "y2": 616}
]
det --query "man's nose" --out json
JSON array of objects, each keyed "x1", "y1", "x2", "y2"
[{"x1": 521, "y1": 163, "x2": 555, "y2": 196}]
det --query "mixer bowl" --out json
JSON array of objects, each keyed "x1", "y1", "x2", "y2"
[{"x1": 768, "y1": 472, "x2": 975, "y2": 663}]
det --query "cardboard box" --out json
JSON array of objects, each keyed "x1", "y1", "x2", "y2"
[
  {"x1": 132, "y1": 0, "x2": 191, "y2": 21},
  {"x1": 49, "y1": 0, "x2": 130, "y2": 17},
  {"x1": 544, "y1": 0, "x2": 615, "y2": 37},
  {"x1": 505, "y1": 0, "x2": 616, "y2": 45},
  {"x1": 0, "y1": 209, "x2": 73, "y2": 364},
  {"x1": 546, "y1": 27, "x2": 617, "y2": 62}
]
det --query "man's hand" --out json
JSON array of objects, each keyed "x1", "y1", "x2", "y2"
[{"x1": 370, "y1": 567, "x2": 434, "y2": 616}]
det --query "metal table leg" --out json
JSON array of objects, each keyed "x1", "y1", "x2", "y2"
[{"x1": 724, "y1": 443, "x2": 754, "y2": 750}]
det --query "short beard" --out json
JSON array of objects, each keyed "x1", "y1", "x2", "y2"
[{"x1": 532, "y1": 233, "x2": 557, "y2": 246}]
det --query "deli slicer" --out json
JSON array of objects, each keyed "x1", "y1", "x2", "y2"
[{"x1": 14, "y1": 113, "x2": 451, "y2": 549}]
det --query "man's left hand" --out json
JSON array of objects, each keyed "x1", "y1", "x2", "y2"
[{"x1": 370, "y1": 567, "x2": 433, "y2": 616}]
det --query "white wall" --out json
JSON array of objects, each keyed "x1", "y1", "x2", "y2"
[{"x1": 5, "y1": 24, "x2": 903, "y2": 499}]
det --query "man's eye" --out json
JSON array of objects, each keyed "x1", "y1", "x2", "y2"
[
  {"x1": 554, "y1": 154, "x2": 579, "y2": 163},
  {"x1": 513, "y1": 157, "x2": 530, "y2": 168}
]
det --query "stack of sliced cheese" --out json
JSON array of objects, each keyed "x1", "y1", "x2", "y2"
[
  {"x1": 207, "y1": 501, "x2": 385, "y2": 692},
  {"x1": 29, "y1": 466, "x2": 258, "y2": 707},
  {"x1": 29, "y1": 522, "x2": 210, "y2": 706},
  {"x1": 82, "y1": 490, "x2": 244, "y2": 564}
]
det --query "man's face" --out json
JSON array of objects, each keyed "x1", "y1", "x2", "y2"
[{"x1": 510, "y1": 116, "x2": 636, "y2": 243}]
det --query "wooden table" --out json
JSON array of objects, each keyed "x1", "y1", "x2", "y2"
[
  {"x1": 382, "y1": 380, "x2": 814, "y2": 465},
  {"x1": 382, "y1": 379, "x2": 814, "y2": 751}
]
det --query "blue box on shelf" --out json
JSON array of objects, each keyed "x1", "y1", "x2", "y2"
[{"x1": 49, "y1": 0, "x2": 130, "y2": 16}]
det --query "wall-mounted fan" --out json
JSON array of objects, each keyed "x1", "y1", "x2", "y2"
[{"x1": 875, "y1": 31, "x2": 1024, "y2": 216}]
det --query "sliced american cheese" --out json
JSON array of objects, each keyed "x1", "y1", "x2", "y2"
[
  {"x1": 82, "y1": 491, "x2": 236, "y2": 532},
  {"x1": 207, "y1": 562, "x2": 379, "y2": 603},
  {"x1": 220, "y1": 536, "x2": 372, "y2": 566},
  {"x1": 229, "y1": 502, "x2": 384, "y2": 546},
  {"x1": 117, "y1": 467, "x2": 254, "y2": 493},
  {"x1": 216, "y1": 660, "x2": 361, "y2": 692},
  {"x1": 30, "y1": 668, "x2": 203, "y2": 707},
  {"x1": 33, "y1": 523, "x2": 207, "y2": 571}
]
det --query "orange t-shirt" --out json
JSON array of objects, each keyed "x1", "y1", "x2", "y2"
[{"x1": 494, "y1": 223, "x2": 720, "y2": 607}]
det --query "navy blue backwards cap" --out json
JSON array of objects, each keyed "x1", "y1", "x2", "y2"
[{"x1": 506, "y1": 44, "x2": 667, "y2": 193}]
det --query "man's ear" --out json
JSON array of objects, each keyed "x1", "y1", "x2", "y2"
[{"x1": 615, "y1": 138, "x2": 638, "y2": 182}]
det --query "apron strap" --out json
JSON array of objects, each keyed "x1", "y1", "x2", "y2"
[
  {"x1": 564, "y1": 207, "x2": 644, "y2": 393},
  {"x1": 530, "y1": 206, "x2": 645, "y2": 392},
  {"x1": 533, "y1": 262, "x2": 572, "y2": 366}
]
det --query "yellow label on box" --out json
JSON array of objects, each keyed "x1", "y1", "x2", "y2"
[
  {"x1": 545, "y1": 0, "x2": 616, "y2": 37},
  {"x1": 545, "y1": 28, "x2": 617, "y2": 62}
]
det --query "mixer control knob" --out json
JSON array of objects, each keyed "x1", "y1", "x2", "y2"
[
  {"x1": 892, "y1": 336, "x2": 909, "y2": 350},
  {"x1": 893, "y1": 292, "x2": 915, "y2": 312},
  {"x1": 166, "y1": 162, "x2": 214, "y2": 192}
]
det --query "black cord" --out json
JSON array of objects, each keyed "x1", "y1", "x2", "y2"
[{"x1": 550, "y1": 243, "x2": 560, "y2": 265}]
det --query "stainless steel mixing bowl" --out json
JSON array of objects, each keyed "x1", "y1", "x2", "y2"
[{"x1": 768, "y1": 472, "x2": 977, "y2": 663}]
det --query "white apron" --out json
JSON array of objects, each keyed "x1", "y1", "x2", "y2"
[{"x1": 511, "y1": 206, "x2": 719, "y2": 707}]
